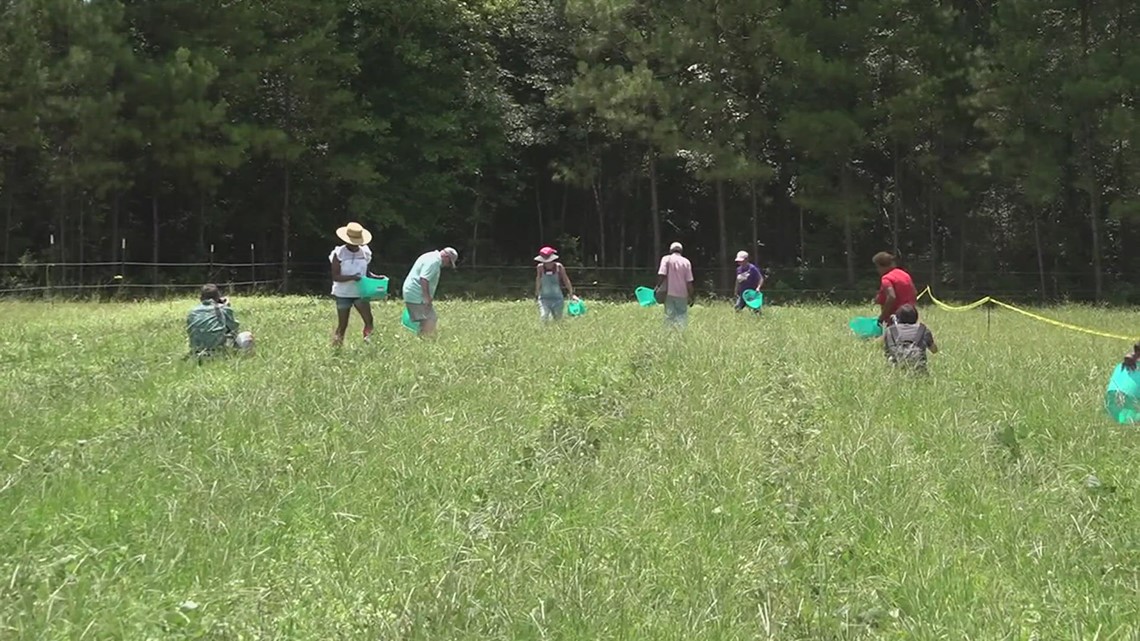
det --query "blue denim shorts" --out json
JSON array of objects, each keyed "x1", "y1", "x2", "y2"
[{"x1": 335, "y1": 296, "x2": 367, "y2": 310}]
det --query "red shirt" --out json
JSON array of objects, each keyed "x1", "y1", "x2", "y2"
[{"x1": 876, "y1": 268, "x2": 916, "y2": 316}]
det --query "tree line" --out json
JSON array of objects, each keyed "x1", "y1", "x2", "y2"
[{"x1": 1, "y1": 0, "x2": 1138, "y2": 299}]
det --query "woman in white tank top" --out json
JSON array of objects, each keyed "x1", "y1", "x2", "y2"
[{"x1": 330, "y1": 222, "x2": 384, "y2": 346}]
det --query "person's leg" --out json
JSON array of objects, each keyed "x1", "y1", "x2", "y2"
[
  {"x1": 355, "y1": 300, "x2": 374, "y2": 340},
  {"x1": 538, "y1": 298, "x2": 552, "y2": 322},
  {"x1": 675, "y1": 298, "x2": 689, "y2": 329},
  {"x1": 734, "y1": 294, "x2": 746, "y2": 312},
  {"x1": 418, "y1": 304, "x2": 438, "y2": 337},
  {"x1": 665, "y1": 296, "x2": 686, "y2": 328},
  {"x1": 408, "y1": 302, "x2": 438, "y2": 337},
  {"x1": 549, "y1": 297, "x2": 564, "y2": 321},
  {"x1": 334, "y1": 297, "x2": 353, "y2": 345}
]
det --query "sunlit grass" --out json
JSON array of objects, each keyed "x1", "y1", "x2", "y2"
[{"x1": 1, "y1": 297, "x2": 1138, "y2": 639}]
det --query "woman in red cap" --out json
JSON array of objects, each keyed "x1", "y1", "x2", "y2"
[{"x1": 534, "y1": 246, "x2": 577, "y2": 321}]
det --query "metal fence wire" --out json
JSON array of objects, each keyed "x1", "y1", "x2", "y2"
[{"x1": 0, "y1": 259, "x2": 1132, "y2": 304}]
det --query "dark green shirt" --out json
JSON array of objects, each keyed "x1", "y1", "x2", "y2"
[{"x1": 187, "y1": 301, "x2": 239, "y2": 352}]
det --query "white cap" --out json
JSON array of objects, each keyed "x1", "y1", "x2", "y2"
[
  {"x1": 735, "y1": 250, "x2": 749, "y2": 263},
  {"x1": 442, "y1": 247, "x2": 459, "y2": 267},
  {"x1": 669, "y1": 242, "x2": 683, "y2": 253}
]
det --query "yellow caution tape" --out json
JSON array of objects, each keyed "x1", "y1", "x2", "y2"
[
  {"x1": 919, "y1": 287, "x2": 992, "y2": 312},
  {"x1": 916, "y1": 287, "x2": 1135, "y2": 343}
]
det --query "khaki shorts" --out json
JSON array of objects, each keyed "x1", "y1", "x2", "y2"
[{"x1": 406, "y1": 302, "x2": 437, "y2": 323}]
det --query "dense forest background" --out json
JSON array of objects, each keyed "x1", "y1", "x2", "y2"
[{"x1": 1, "y1": 0, "x2": 1138, "y2": 300}]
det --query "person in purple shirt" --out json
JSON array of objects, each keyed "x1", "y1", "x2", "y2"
[{"x1": 734, "y1": 250, "x2": 764, "y2": 314}]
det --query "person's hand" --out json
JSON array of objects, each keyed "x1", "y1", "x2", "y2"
[
  {"x1": 571, "y1": 295, "x2": 580, "y2": 302},
  {"x1": 352, "y1": 274, "x2": 362, "y2": 281}
]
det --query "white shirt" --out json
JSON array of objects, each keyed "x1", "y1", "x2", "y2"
[{"x1": 329, "y1": 244, "x2": 372, "y2": 297}]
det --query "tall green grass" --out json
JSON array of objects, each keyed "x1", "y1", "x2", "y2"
[{"x1": 1, "y1": 298, "x2": 1138, "y2": 639}]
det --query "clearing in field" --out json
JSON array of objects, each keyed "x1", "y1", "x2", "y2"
[{"x1": 1, "y1": 298, "x2": 1138, "y2": 639}]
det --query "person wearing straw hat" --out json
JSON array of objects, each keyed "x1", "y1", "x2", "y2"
[
  {"x1": 534, "y1": 246, "x2": 577, "y2": 322},
  {"x1": 656, "y1": 241, "x2": 695, "y2": 328},
  {"x1": 733, "y1": 250, "x2": 765, "y2": 315},
  {"x1": 402, "y1": 247, "x2": 459, "y2": 337},
  {"x1": 330, "y1": 222, "x2": 385, "y2": 346}
]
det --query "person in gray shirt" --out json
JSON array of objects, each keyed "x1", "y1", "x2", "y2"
[{"x1": 883, "y1": 304, "x2": 938, "y2": 372}]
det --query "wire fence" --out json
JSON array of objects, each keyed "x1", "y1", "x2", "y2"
[{"x1": 0, "y1": 258, "x2": 1133, "y2": 304}]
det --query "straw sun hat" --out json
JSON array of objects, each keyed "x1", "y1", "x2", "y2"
[{"x1": 336, "y1": 222, "x2": 372, "y2": 246}]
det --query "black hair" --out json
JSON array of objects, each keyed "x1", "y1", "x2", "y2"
[
  {"x1": 200, "y1": 283, "x2": 222, "y2": 302},
  {"x1": 873, "y1": 251, "x2": 896, "y2": 268},
  {"x1": 896, "y1": 304, "x2": 919, "y2": 324}
]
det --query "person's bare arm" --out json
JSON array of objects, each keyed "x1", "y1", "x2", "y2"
[
  {"x1": 879, "y1": 286, "x2": 896, "y2": 321},
  {"x1": 331, "y1": 256, "x2": 359, "y2": 282},
  {"x1": 420, "y1": 277, "x2": 432, "y2": 304},
  {"x1": 559, "y1": 265, "x2": 575, "y2": 298},
  {"x1": 687, "y1": 279, "x2": 695, "y2": 304},
  {"x1": 535, "y1": 266, "x2": 542, "y2": 298},
  {"x1": 927, "y1": 329, "x2": 939, "y2": 354}
]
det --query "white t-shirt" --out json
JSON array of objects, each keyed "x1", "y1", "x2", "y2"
[{"x1": 329, "y1": 244, "x2": 372, "y2": 297}]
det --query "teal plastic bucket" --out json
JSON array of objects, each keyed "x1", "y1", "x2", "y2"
[
  {"x1": 742, "y1": 289, "x2": 764, "y2": 309},
  {"x1": 401, "y1": 308, "x2": 420, "y2": 333},
  {"x1": 1106, "y1": 364, "x2": 1140, "y2": 424},
  {"x1": 359, "y1": 276, "x2": 388, "y2": 300},
  {"x1": 849, "y1": 316, "x2": 883, "y2": 339},
  {"x1": 567, "y1": 299, "x2": 587, "y2": 317},
  {"x1": 635, "y1": 286, "x2": 657, "y2": 307}
]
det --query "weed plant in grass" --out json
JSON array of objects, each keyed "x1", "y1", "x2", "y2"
[{"x1": 1, "y1": 298, "x2": 1139, "y2": 639}]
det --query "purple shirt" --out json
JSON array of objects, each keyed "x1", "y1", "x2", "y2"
[{"x1": 736, "y1": 263, "x2": 762, "y2": 292}]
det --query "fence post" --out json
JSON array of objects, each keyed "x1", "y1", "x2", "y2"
[
  {"x1": 47, "y1": 234, "x2": 54, "y2": 299},
  {"x1": 250, "y1": 243, "x2": 256, "y2": 287},
  {"x1": 117, "y1": 238, "x2": 126, "y2": 297}
]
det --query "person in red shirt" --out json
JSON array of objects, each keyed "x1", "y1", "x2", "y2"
[{"x1": 873, "y1": 252, "x2": 917, "y2": 325}]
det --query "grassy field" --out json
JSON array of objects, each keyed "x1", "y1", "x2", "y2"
[{"x1": 1, "y1": 296, "x2": 1139, "y2": 639}]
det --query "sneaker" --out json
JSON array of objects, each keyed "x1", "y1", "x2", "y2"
[{"x1": 363, "y1": 327, "x2": 373, "y2": 342}]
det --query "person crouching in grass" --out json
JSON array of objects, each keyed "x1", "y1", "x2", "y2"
[
  {"x1": 883, "y1": 304, "x2": 938, "y2": 372},
  {"x1": 186, "y1": 284, "x2": 251, "y2": 359},
  {"x1": 1123, "y1": 343, "x2": 1140, "y2": 371}
]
